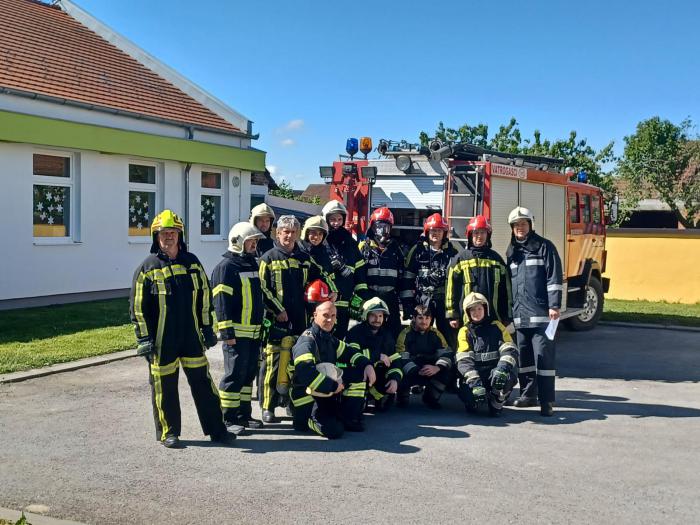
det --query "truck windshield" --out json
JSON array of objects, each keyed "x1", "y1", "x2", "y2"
[{"x1": 446, "y1": 165, "x2": 484, "y2": 241}]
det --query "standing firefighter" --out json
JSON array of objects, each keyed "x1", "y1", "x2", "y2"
[
  {"x1": 290, "y1": 297, "x2": 375, "y2": 438},
  {"x1": 358, "y1": 207, "x2": 404, "y2": 338},
  {"x1": 401, "y1": 213, "x2": 458, "y2": 347},
  {"x1": 130, "y1": 210, "x2": 233, "y2": 448},
  {"x1": 446, "y1": 215, "x2": 512, "y2": 330},
  {"x1": 345, "y1": 297, "x2": 402, "y2": 412},
  {"x1": 322, "y1": 200, "x2": 368, "y2": 338},
  {"x1": 258, "y1": 215, "x2": 337, "y2": 423},
  {"x1": 456, "y1": 292, "x2": 518, "y2": 416},
  {"x1": 506, "y1": 207, "x2": 563, "y2": 416},
  {"x1": 249, "y1": 203, "x2": 275, "y2": 258},
  {"x1": 211, "y1": 222, "x2": 265, "y2": 435}
]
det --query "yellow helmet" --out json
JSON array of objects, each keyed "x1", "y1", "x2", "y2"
[
  {"x1": 302, "y1": 215, "x2": 329, "y2": 240},
  {"x1": 151, "y1": 209, "x2": 184, "y2": 235},
  {"x1": 463, "y1": 292, "x2": 489, "y2": 319}
]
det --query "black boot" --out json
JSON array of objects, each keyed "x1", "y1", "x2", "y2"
[
  {"x1": 162, "y1": 435, "x2": 183, "y2": 449},
  {"x1": 262, "y1": 409, "x2": 277, "y2": 423},
  {"x1": 540, "y1": 402, "x2": 554, "y2": 417},
  {"x1": 513, "y1": 397, "x2": 538, "y2": 408}
]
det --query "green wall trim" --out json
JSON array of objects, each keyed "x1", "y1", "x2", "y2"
[{"x1": 0, "y1": 110, "x2": 266, "y2": 171}]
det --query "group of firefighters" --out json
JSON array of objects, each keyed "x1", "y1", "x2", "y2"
[{"x1": 130, "y1": 199, "x2": 563, "y2": 447}]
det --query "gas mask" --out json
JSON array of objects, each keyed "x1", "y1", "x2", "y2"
[{"x1": 373, "y1": 221, "x2": 392, "y2": 244}]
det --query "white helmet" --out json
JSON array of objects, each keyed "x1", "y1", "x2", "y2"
[
  {"x1": 508, "y1": 206, "x2": 535, "y2": 228},
  {"x1": 306, "y1": 362, "x2": 343, "y2": 397},
  {"x1": 301, "y1": 215, "x2": 329, "y2": 240},
  {"x1": 463, "y1": 292, "x2": 490, "y2": 319},
  {"x1": 250, "y1": 203, "x2": 276, "y2": 225},
  {"x1": 361, "y1": 297, "x2": 390, "y2": 321},
  {"x1": 228, "y1": 222, "x2": 264, "y2": 253},
  {"x1": 322, "y1": 200, "x2": 347, "y2": 221}
]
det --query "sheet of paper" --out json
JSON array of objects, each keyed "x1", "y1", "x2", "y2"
[{"x1": 545, "y1": 319, "x2": 559, "y2": 340}]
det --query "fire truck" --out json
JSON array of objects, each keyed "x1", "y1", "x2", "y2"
[{"x1": 319, "y1": 138, "x2": 611, "y2": 330}]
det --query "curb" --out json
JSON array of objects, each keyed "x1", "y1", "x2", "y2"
[
  {"x1": 0, "y1": 349, "x2": 136, "y2": 384},
  {"x1": 0, "y1": 507, "x2": 87, "y2": 525},
  {"x1": 599, "y1": 320, "x2": 700, "y2": 333}
]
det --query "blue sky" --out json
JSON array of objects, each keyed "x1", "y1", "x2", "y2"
[{"x1": 74, "y1": 0, "x2": 699, "y2": 188}]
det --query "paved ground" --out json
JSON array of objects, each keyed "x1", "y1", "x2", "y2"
[{"x1": 1, "y1": 325, "x2": 699, "y2": 525}]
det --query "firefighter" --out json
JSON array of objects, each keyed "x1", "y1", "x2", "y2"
[
  {"x1": 506, "y1": 207, "x2": 563, "y2": 417},
  {"x1": 322, "y1": 200, "x2": 368, "y2": 338},
  {"x1": 456, "y1": 292, "x2": 519, "y2": 416},
  {"x1": 401, "y1": 213, "x2": 458, "y2": 348},
  {"x1": 395, "y1": 304, "x2": 453, "y2": 409},
  {"x1": 345, "y1": 297, "x2": 402, "y2": 412},
  {"x1": 358, "y1": 207, "x2": 404, "y2": 338},
  {"x1": 258, "y1": 215, "x2": 337, "y2": 423},
  {"x1": 211, "y1": 222, "x2": 266, "y2": 435},
  {"x1": 290, "y1": 294, "x2": 376, "y2": 438},
  {"x1": 299, "y1": 215, "x2": 339, "y2": 320},
  {"x1": 129, "y1": 210, "x2": 234, "y2": 448},
  {"x1": 446, "y1": 215, "x2": 512, "y2": 331},
  {"x1": 249, "y1": 203, "x2": 275, "y2": 257}
]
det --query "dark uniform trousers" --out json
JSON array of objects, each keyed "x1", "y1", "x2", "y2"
[
  {"x1": 333, "y1": 306, "x2": 352, "y2": 340},
  {"x1": 400, "y1": 359, "x2": 452, "y2": 403},
  {"x1": 457, "y1": 368, "x2": 518, "y2": 415},
  {"x1": 431, "y1": 296, "x2": 457, "y2": 351},
  {"x1": 149, "y1": 342, "x2": 224, "y2": 441},
  {"x1": 218, "y1": 339, "x2": 261, "y2": 424},
  {"x1": 516, "y1": 327, "x2": 556, "y2": 403},
  {"x1": 376, "y1": 290, "x2": 402, "y2": 339},
  {"x1": 290, "y1": 383, "x2": 365, "y2": 439}
]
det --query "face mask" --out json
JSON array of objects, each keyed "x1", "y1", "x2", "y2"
[{"x1": 374, "y1": 222, "x2": 391, "y2": 242}]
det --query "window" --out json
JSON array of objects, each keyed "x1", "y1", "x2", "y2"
[
  {"x1": 128, "y1": 164, "x2": 157, "y2": 237},
  {"x1": 33, "y1": 153, "x2": 74, "y2": 238},
  {"x1": 582, "y1": 194, "x2": 592, "y2": 223},
  {"x1": 592, "y1": 195, "x2": 601, "y2": 224},
  {"x1": 250, "y1": 194, "x2": 265, "y2": 210},
  {"x1": 201, "y1": 170, "x2": 224, "y2": 236},
  {"x1": 569, "y1": 192, "x2": 580, "y2": 223}
]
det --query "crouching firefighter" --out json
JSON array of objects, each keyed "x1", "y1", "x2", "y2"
[
  {"x1": 290, "y1": 298, "x2": 376, "y2": 438},
  {"x1": 345, "y1": 297, "x2": 402, "y2": 412},
  {"x1": 456, "y1": 292, "x2": 518, "y2": 416},
  {"x1": 258, "y1": 215, "x2": 337, "y2": 423},
  {"x1": 130, "y1": 210, "x2": 234, "y2": 448},
  {"x1": 395, "y1": 304, "x2": 454, "y2": 409},
  {"x1": 211, "y1": 222, "x2": 266, "y2": 435}
]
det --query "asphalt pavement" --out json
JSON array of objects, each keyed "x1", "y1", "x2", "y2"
[{"x1": 1, "y1": 325, "x2": 699, "y2": 525}]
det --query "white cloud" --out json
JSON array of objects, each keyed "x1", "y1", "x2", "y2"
[
  {"x1": 284, "y1": 119, "x2": 304, "y2": 130},
  {"x1": 267, "y1": 165, "x2": 277, "y2": 175},
  {"x1": 281, "y1": 138, "x2": 295, "y2": 147}
]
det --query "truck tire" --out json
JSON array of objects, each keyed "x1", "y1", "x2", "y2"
[{"x1": 565, "y1": 276, "x2": 604, "y2": 331}]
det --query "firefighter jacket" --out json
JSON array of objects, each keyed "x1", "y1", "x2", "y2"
[
  {"x1": 326, "y1": 227, "x2": 368, "y2": 305},
  {"x1": 259, "y1": 243, "x2": 337, "y2": 335},
  {"x1": 299, "y1": 240, "x2": 336, "y2": 285},
  {"x1": 358, "y1": 238, "x2": 403, "y2": 298},
  {"x1": 130, "y1": 250, "x2": 213, "y2": 350},
  {"x1": 210, "y1": 251, "x2": 264, "y2": 341},
  {"x1": 506, "y1": 232, "x2": 563, "y2": 329},
  {"x1": 256, "y1": 233, "x2": 275, "y2": 259},
  {"x1": 345, "y1": 321, "x2": 403, "y2": 381},
  {"x1": 456, "y1": 319, "x2": 518, "y2": 386},
  {"x1": 291, "y1": 323, "x2": 371, "y2": 395},
  {"x1": 395, "y1": 324, "x2": 453, "y2": 371},
  {"x1": 446, "y1": 246, "x2": 512, "y2": 325},
  {"x1": 401, "y1": 237, "x2": 458, "y2": 309}
]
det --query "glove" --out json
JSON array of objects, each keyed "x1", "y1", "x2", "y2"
[
  {"x1": 349, "y1": 295, "x2": 363, "y2": 320},
  {"x1": 427, "y1": 268, "x2": 446, "y2": 287},
  {"x1": 201, "y1": 326, "x2": 218, "y2": 349},
  {"x1": 471, "y1": 384, "x2": 487, "y2": 403},
  {"x1": 136, "y1": 339, "x2": 156, "y2": 363},
  {"x1": 491, "y1": 367, "x2": 509, "y2": 391},
  {"x1": 339, "y1": 265, "x2": 353, "y2": 278}
]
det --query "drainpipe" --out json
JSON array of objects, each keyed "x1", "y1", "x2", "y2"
[{"x1": 183, "y1": 126, "x2": 194, "y2": 243}]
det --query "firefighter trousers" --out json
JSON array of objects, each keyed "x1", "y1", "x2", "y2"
[
  {"x1": 374, "y1": 291, "x2": 402, "y2": 339},
  {"x1": 431, "y1": 297, "x2": 457, "y2": 351},
  {"x1": 334, "y1": 304, "x2": 351, "y2": 340},
  {"x1": 290, "y1": 385, "x2": 363, "y2": 439},
  {"x1": 399, "y1": 361, "x2": 451, "y2": 403},
  {"x1": 516, "y1": 327, "x2": 556, "y2": 403},
  {"x1": 457, "y1": 368, "x2": 518, "y2": 415},
  {"x1": 148, "y1": 344, "x2": 225, "y2": 442},
  {"x1": 258, "y1": 340, "x2": 293, "y2": 411},
  {"x1": 218, "y1": 338, "x2": 261, "y2": 424}
]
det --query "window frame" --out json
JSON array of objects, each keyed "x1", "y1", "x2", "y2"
[
  {"x1": 200, "y1": 168, "x2": 227, "y2": 240},
  {"x1": 592, "y1": 194, "x2": 602, "y2": 224},
  {"x1": 568, "y1": 191, "x2": 580, "y2": 224},
  {"x1": 128, "y1": 161, "x2": 163, "y2": 242},
  {"x1": 32, "y1": 149, "x2": 80, "y2": 245},
  {"x1": 581, "y1": 193, "x2": 592, "y2": 224}
]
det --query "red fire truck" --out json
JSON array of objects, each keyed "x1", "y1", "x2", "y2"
[{"x1": 319, "y1": 139, "x2": 611, "y2": 330}]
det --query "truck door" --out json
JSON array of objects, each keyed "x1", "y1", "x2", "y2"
[{"x1": 567, "y1": 190, "x2": 583, "y2": 278}]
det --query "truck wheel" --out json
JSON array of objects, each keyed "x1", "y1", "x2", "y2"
[{"x1": 565, "y1": 276, "x2": 604, "y2": 331}]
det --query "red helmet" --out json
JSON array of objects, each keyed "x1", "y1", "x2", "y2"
[
  {"x1": 369, "y1": 207, "x2": 394, "y2": 228},
  {"x1": 423, "y1": 213, "x2": 449, "y2": 235},
  {"x1": 305, "y1": 279, "x2": 331, "y2": 304},
  {"x1": 466, "y1": 215, "x2": 492, "y2": 235}
]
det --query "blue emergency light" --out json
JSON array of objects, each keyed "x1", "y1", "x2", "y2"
[
  {"x1": 577, "y1": 170, "x2": 588, "y2": 183},
  {"x1": 346, "y1": 138, "x2": 359, "y2": 158}
]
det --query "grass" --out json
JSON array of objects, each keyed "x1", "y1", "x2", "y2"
[
  {"x1": 603, "y1": 298, "x2": 700, "y2": 327},
  {"x1": 0, "y1": 298, "x2": 134, "y2": 374}
]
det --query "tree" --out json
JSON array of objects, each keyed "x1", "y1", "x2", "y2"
[
  {"x1": 618, "y1": 117, "x2": 700, "y2": 228},
  {"x1": 269, "y1": 179, "x2": 321, "y2": 205},
  {"x1": 420, "y1": 118, "x2": 617, "y2": 215}
]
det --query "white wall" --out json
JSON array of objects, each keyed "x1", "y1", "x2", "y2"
[{"x1": 0, "y1": 143, "x2": 250, "y2": 301}]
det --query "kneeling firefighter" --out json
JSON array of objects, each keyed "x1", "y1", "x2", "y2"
[{"x1": 211, "y1": 222, "x2": 266, "y2": 435}]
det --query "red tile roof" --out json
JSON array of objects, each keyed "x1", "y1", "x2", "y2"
[{"x1": 0, "y1": 0, "x2": 240, "y2": 133}]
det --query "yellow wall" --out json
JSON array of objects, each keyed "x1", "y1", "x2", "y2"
[{"x1": 605, "y1": 229, "x2": 700, "y2": 304}]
